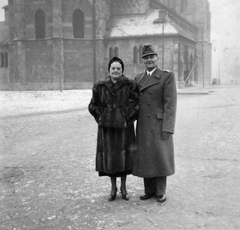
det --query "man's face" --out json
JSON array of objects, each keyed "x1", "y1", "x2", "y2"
[{"x1": 142, "y1": 54, "x2": 158, "y2": 70}]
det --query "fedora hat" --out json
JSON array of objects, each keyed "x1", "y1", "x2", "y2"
[{"x1": 142, "y1": 44, "x2": 157, "y2": 58}]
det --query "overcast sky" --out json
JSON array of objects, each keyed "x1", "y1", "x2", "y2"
[{"x1": 0, "y1": 0, "x2": 239, "y2": 80}]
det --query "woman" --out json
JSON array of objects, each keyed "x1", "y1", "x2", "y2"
[{"x1": 88, "y1": 57, "x2": 139, "y2": 201}]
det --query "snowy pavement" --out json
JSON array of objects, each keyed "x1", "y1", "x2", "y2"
[{"x1": 0, "y1": 90, "x2": 92, "y2": 118}]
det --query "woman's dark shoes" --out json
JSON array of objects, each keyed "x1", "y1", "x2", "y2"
[
  {"x1": 157, "y1": 194, "x2": 167, "y2": 203},
  {"x1": 120, "y1": 188, "x2": 129, "y2": 201},
  {"x1": 139, "y1": 193, "x2": 155, "y2": 200},
  {"x1": 121, "y1": 193, "x2": 129, "y2": 201},
  {"x1": 108, "y1": 189, "x2": 117, "y2": 201},
  {"x1": 108, "y1": 193, "x2": 116, "y2": 201}
]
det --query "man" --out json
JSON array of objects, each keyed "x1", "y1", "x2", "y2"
[{"x1": 133, "y1": 44, "x2": 177, "y2": 203}]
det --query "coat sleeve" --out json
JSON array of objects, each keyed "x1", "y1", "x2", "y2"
[
  {"x1": 88, "y1": 84, "x2": 103, "y2": 123},
  {"x1": 125, "y1": 81, "x2": 139, "y2": 126},
  {"x1": 162, "y1": 72, "x2": 177, "y2": 133}
]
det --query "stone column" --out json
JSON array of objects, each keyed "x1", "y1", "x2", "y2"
[
  {"x1": 14, "y1": 0, "x2": 26, "y2": 40},
  {"x1": 8, "y1": 0, "x2": 15, "y2": 84},
  {"x1": 177, "y1": 43, "x2": 184, "y2": 88},
  {"x1": 52, "y1": 0, "x2": 64, "y2": 90},
  {"x1": 12, "y1": 0, "x2": 27, "y2": 88},
  {"x1": 95, "y1": 0, "x2": 111, "y2": 80}
]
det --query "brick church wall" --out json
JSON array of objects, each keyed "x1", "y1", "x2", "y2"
[
  {"x1": 63, "y1": 40, "x2": 93, "y2": 83},
  {"x1": 26, "y1": 40, "x2": 54, "y2": 83},
  {"x1": 0, "y1": 0, "x2": 211, "y2": 90}
]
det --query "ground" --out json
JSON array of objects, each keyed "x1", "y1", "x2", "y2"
[{"x1": 0, "y1": 85, "x2": 240, "y2": 230}]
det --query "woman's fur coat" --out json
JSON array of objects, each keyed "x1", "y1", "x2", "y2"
[{"x1": 88, "y1": 75, "x2": 139, "y2": 176}]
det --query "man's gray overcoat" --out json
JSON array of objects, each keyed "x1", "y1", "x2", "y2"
[{"x1": 133, "y1": 67, "x2": 177, "y2": 178}]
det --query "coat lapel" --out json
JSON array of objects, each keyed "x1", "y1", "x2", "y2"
[
  {"x1": 139, "y1": 68, "x2": 162, "y2": 92},
  {"x1": 138, "y1": 71, "x2": 148, "y2": 87}
]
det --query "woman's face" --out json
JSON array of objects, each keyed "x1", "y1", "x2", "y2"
[{"x1": 109, "y1": 61, "x2": 123, "y2": 83}]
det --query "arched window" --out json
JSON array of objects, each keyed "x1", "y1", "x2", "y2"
[
  {"x1": 133, "y1": 46, "x2": 138, "y2": 64},
  {"x1": 73, "y1": 9, "x2": 84, "y2": 38},
  {"x1": 114, "y1": 47, "x2": 118, "y2": 57},
  {"x1": 35, "y1": 9, "x2": 46, "y2": 39},
  {"x1": 1, "y1": 52, "x2": 4, "y2": 67},
  {"x1": 4, "y1": 52, "x2": 8, "y2": 67},
  {"x1": 109, "y1": 47, "x2": 119, "y2": 60},
  {"x1": 139, "y1": 45, "x2": 143, "y2": 64},
  {"x1": 109, "y1": 47, "x2": 113, "y2": 60}
]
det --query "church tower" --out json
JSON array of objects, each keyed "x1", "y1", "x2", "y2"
[
  {"x1": 1, "y1": 0, "x2": 212, "y2": 90},
  {"x1": 7, "y1": 0, "x2": 109, "y2": 90}
]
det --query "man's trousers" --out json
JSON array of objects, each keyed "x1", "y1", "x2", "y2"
[{"x1": 144, "y1": 176, "x2": 167, "y2": 196}]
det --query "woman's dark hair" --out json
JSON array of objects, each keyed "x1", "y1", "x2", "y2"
[{"x1": 108, "y1": 56, "x2": 124, "y2": 72}]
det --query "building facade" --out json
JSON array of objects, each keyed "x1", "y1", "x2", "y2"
[{"x1": 0, "y1": 0, "x2": 211, "y2": 90}]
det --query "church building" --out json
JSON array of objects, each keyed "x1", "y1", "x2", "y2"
[{"x1": 0, "y1": 0, "x2": 211, "y2": 90}]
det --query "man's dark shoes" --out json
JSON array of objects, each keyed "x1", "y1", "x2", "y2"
[
  {"x1": 140, "y1": 193, "x2": 155, "y2": 200},
  {"x1": 157, "y1": 194, "x2": 167, "y2": 203}
]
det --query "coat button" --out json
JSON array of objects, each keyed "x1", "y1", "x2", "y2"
[
  {"x1": 139, "y1": 103, "x2": 142, "y2": 106},
  {"x1": 139, "y1": 114, "x2": 142, "y2": 117},
  {"x1": 148, "y1": 102, "x2": 151, "y2": 105},
  {"x1": 147, "y1": 114, "x2": 150, "y2": 117}
]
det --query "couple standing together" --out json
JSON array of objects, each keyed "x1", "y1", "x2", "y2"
[{"x1": 88, "y1": 44, "x2": 177, "y2": 203}]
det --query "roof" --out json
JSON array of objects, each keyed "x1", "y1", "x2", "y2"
[
  {"x1": 0, "y1": 21, "x2": 9, "y2": 45},
  {"x1": 105, "y1": 10, "x2": 196, "y2": 41}
]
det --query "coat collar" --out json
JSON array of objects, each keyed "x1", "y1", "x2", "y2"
[
  {"x1": 139, "y1": 67, "x2": 163, "y2": 92},
  {"x1": 98, "y1": 75, "x2": 129, "y2": 93},
  {"x1": 147, "y1": 67, "x2": 157, "y2": 76}
]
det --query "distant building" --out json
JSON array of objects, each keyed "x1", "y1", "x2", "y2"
[{"x1": 0, "y1": 0, "x2": 211, "y2": 90}]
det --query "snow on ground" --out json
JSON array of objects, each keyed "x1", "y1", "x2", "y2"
[
  {"x1": 0, "y1": 90, "x2": 92, "y2": 117},
  {"x1": 0, "y1": 85, "x2": 230, "y2": 118}
]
